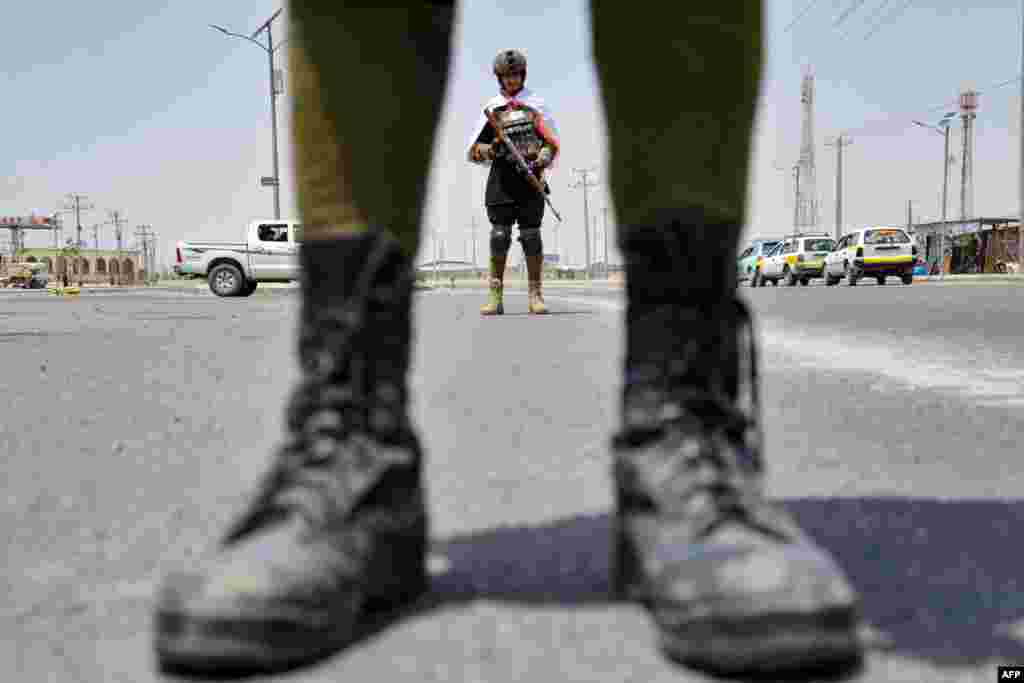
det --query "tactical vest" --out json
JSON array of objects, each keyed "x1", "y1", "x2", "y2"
[{"x1": 495, "y1": 107, "x2": 543, "y2": 162}]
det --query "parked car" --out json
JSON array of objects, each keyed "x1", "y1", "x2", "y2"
[
  {"x1": 174, "y1": 219, "x2": 301, "y2": 297},
  {"x1": 757, "y1": 233, "x2": 835, "y2": 287},
  {"x1": 823, "y1": 226, "x2": 916, "y2": 286},
  {"x1": 737, "y1": 238, "x2": 782, "y2": 286}
]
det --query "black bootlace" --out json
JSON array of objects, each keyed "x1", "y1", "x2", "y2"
[
  {"x1": 224, "y1": 234, "x2": 414, "y2": 543},
  {"x1": 620, "y1": 299, "x2": 794, "y2": 543}
]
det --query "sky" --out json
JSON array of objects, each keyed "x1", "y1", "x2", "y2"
[{"x1": 3, "y1": 1, "x2": 1024, "y2": 270}]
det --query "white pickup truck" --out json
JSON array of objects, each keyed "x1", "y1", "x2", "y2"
[{"x1": 174, "y1": 219, "x2": 302, "y2": 297}]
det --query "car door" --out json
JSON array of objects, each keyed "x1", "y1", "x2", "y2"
[
  {"x1": 778, "y1": 237, "x2": 794, "y2": 274},
  {"x1": 737, "y1": 246, "x2": 754, "y2": 280},
  {"x1": 763, "y1": 242, "x2": 783, "y2": 277},
  {"x1": 282, "y1": 222, "x2": 302, "y2": 280},
  {"x1": 251, "y1": 222, "x2": 292, "y2": 280},
  {"x1": 757, "y1": 241, "x2": 779, "y2": 276},
  {"x1": 826, "y1": 236, "x2": 846, "y2": 274}
]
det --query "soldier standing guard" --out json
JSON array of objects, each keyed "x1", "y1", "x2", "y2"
[{"x1": 467, "y1": 48, "x2": 560, "y2": 315}]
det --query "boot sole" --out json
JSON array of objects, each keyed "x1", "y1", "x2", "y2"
[
  {"x1": 657, "y1": 606, "x2": 863, "y2": 677},
  {"x1": 155, "y1": 575, "x2": 429, "y2": 676},
  {"x1": 480, "y1": 306, "x2": 504, "y2": 315},
  {"x1": 156, "y1": 516, "x2": 429, "y2": 676},
  {"x1": 615, "y1": 536, "x2": 862, "y2": 676}
]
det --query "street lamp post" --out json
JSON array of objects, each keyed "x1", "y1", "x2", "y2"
[
  {"x1": 211, "y1": 8, "x2": 285, "y2": 220},
  {"x1": 913, "y1": 117, "x2": 954, "y2": 276}
]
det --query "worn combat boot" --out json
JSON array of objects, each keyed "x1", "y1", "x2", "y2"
[
  {"x1": 155, "y1": 231, "x2": 428, "y2": 675},
  {"x1": 525, "y1": 254, "x2": 549, "y2": 315},
  {"x1": 480, "y1": 255, "x2": 506, "y2": 316},
  {"x1": 613, "y1": 220, "x2": 861, "y2": 676}
]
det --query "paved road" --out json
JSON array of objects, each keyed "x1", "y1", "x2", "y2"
[{"x1": 3, "y1": 282, "x2": 1023, "y2": 682}]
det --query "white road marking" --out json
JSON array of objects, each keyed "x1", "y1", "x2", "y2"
[{"x1": 545, "y1": 293, "x2": 1024, "y2": 409}]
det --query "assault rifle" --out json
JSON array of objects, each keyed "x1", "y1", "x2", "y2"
[{"x1": 484, "y1": 106, "x2": 563, "y2": 222}]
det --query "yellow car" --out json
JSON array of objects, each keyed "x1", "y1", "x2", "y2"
[
  {"x1": 757, "y1": 233, "x2": 835, "y2": 287},
  {"x1": 823, "y1": 226, "x2": 916, "y2": 286}
]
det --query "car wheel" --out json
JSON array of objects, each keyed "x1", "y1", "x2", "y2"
[
  {"x1": 876, "y1": 275, "x2": 886, "y2": 286},
  {"x1": 800, "y1": 277, "x2": 810, "y2": 286},
  {"x1": 784, "y1": 267, "x2": 797, "y2": 287},
  {"x1": 209, "y1": 263, "x2": 245, "y2": 297},
  {"x1": 902, "y1": 273, "x2": 914, "y2": 285},
  {"x1": 845, "y1": 262, "x2": 858, "y2": 287}
]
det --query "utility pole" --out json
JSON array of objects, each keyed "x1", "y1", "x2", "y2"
[
  {"x1": 907, "y1": 200, "x2": 912, "y2": 232},
  {"x1": 62, "y1": 194, "x2": 94, "y2": 249},
  {"x1": 793, "y1": 165, "x2": 801, "y2": 234},
  {"x1": 135, "y1": 225, "x2": 156, "y2": 284},
  {"x1": 92, "y1": 223, "x2": 100, "y2": 251},
  {"x1": 602, "y1": 206, "x2": 610, "y2": 277},
  {"x1": 210, "y1": 8, "x2": 285, "y2": 219},
  {"x1": 433, "y1": 228, "x2": 439, "y2": 281},
  {"x1": 1020, "y1": 13, "x2": 1024, "y2": 269},
  {"x1": 107, "y1": 210, "x2": 127, "y2": 252},
  {"x1": 570, "y1": 167, "x2": 598, "y2": 276},
  {"x1": 470, "y1": 215, "x2": 478, "y2": 268},
  {"x1": 913, "y1": 115, "x2": 956, "y2": 274},
  {"x1": 826, "y1": 134, "x2": 852, "y2": 240},
  {"x1": 959, "y1": 89, "x2": 979, "y2": 221}
]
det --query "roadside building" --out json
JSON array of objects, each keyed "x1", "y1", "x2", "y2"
[{"x1": 911, "y1": 217, "x2": 1019, "y2": 274}]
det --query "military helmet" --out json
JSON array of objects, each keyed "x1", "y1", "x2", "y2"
[{"x1": 493, "y1": 49, "x2": 527, "y2": 77}]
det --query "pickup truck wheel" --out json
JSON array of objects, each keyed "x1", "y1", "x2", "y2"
[
  {"x1": 784, "y1": 266, "x2": 798, "y2": 287},
  {"x1": 845, "y1": 262, "x2": 859, "y2": 287},
  {"x1": 209, "y1": 263, "x2": 244, "y2": 297}
]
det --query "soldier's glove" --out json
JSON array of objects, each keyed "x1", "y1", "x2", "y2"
[
  {"x1": 470, "y1": 143, "x2": 496, "y2": 162},
  {"x1": 534, "y1": 146, "x2": 554, "y2": 169}
]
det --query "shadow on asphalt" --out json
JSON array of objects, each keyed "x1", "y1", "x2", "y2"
[
  {"x1": 479, "y1": 310, "x2": 593, "y2": 317},
  {"x1": 427, "y1": 497, "x2": 1024, "y2": 669}
]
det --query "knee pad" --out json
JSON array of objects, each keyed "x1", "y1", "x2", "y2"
[
  {"x1": 489, "y1": 224, "x2": 512, "y2": 256},
  {"x1": 518, "y1": 227, "x2": 543, "y2": 257}
]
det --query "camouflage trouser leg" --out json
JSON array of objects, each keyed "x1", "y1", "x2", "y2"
[
  {"x1": 591, "y1": 2, "x2": 762, "y2": 276},
  {"x1": 288, "y1": 2, "x2": 456, "y2": 257}
]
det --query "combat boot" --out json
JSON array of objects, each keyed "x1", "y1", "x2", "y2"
[
  {"x1": 613, "y1": 221, "x2": 862, "y2": 676},
  {"x1": 155, "y1": 231, "x2": 428, "y2": 675},
  {"x1": 480, "y1": 255, "x2": 506, "y2": 316},
  {"x1": 525, "y1": 254, "x2": 549, "y2": 314}
]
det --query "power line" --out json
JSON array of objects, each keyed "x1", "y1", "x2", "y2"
[
  {"x1": 862, "y1": 0, "x2": 915, "y2": 42},
  {"x1": 833, "y1": 0, "x2": 871, "y2": 29},
  {"x1": 785, "y1": 0, "x2": 827, "y2": 33},
  {"x1": 831, "y1": 74, "x2": 1020, "y2": 139},
  {"x1": 848, "y1": 0, "x2": 893, "y2": 38}
]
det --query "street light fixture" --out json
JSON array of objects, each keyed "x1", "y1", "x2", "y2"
[
  {"x1": 913, "y1": 114, "x2": 956, "y2": 276},
  {"x1": 210, "y1": 8, "x2": 286, "y2": 220}
]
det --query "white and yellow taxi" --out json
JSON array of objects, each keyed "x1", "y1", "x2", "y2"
[
  {"x1": 757, "y1": 233, "x2": 835, "y2": 287},
  {"x1": 823, "y1": 226, "x2": 917, "y2": 286}
]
